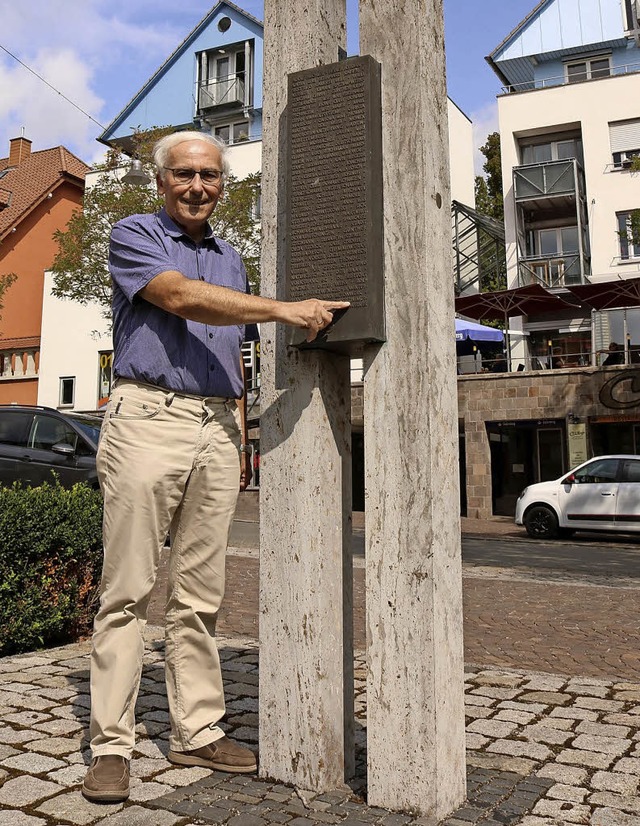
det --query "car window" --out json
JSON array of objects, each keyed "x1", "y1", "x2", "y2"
[
  {"x1": 573, "y1": 458, "x2": 619, "y2": 484},
  {"x1": 0, "y1": 410, "x2": 33, "y2": 447},
  {"x1": 29, "y1": 415, "x2": 78, "y2": 451},
  {"x1": 68, "y1": 416, "x2": 101, "y2": 445},
  {"x1": 622, "y1": 459, "x2": 640, "y2": 483}
]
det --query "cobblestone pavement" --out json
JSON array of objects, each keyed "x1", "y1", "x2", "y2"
[
  {"x1": 150, "y1": 552, "x2": 640, "y2": 683},
  {"x1": 1, "y1": 630, "x2": 640, "y2": 825}
]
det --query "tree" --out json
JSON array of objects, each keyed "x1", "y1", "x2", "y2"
[
  {"x1": 473, "y1": 131, "x2": 507, "y2": 294},
  {"x1": 0, "y1": 272, "x2": 17, "y2": 334},
  {"x1": 51, "y1": 128, "x2": 262, "y2": 321}
]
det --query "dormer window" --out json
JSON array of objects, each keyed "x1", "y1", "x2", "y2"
[
  {"x1": 197, "y1": 41, "x2": 253, "y2": 116},
  {"x1": 565, "y1": 55, "x2": 610, "y2": 83}
]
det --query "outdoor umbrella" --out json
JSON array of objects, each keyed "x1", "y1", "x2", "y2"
[
  {"x1": 455, "y1": 284, "x2": 577, "y2": 369},
  {"x1": 455, "y1": 318, "x2": 504, "y2": 342},
  {"x1": 566, "y1": 277, "x2": 640, "y2": 310}
]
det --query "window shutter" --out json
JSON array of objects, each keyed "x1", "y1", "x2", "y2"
[{"x1": 609, "y1": 119, "x2": 640, "y2": 153}]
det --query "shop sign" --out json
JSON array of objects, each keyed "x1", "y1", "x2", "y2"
[
  {"x1": 567, "y1": 422, "x2": 588, "y2": 467},
  {"x1": 599, "y1": 370, "x2": 640, "y2": 410}
]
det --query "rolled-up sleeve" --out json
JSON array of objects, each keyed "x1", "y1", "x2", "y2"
[{"x1": 109, "y1": 218, "x2": 176, "y2": 304}]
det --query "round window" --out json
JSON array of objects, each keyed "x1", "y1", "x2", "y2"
[{"x1": 218, "y1": 16, "x2": 231, "y2": 32}]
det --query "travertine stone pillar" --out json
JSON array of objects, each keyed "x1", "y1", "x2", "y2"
[
  {"x1": 360, "y1": 0, "x2": 466, "y2": 817},
  {"x1": 259, "y1": 0, "x2": 354, "y2": 791}
]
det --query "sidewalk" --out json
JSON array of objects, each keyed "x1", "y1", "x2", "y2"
[{"x1": 1, "y1": 627, "x2": 640, "y2": 825}]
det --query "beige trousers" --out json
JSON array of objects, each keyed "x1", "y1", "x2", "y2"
[{"x1": 89, "y1": 379, "x2": 241, "y2": 758}]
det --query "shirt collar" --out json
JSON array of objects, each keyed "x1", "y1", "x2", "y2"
[{"x1": 157, "y1": 208, "x2": 219, "y2": 247}]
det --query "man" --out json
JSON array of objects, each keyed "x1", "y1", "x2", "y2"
[
  {"x1": 602, "y1": 342, "x2": 624, "y2": 366},
  {"x1": 83, "y1": 131, "x2": 348, "y2": 803}
]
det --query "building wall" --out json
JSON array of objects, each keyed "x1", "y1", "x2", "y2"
[
  {"x1": 447, "y1": 100, "x2": 475, "y2": 206},
  {"x1": 0, "y1": 182, "x2": 84, "y2": 405},
  {"x1": 499, "y1": 70, "x2": 640, "y2": 289},
  {"x1": 458, "y1": 365, "x2": 640, "y2": 518}
]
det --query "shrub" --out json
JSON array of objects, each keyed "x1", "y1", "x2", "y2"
[{"x1": 0, "y1": 481, "x2": 103, "y2": 656}]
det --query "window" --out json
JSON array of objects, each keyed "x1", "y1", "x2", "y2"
[
  {"x1": 520, "y1": 137, "x2": 582, "y2": 165},
  {"x1": 622, "y1": 459, "x2": 640, "y2": 482},
  {"x1": 59, "y1": 376, "x2": 75, "y2": 407},
  {"x1": 214, "y1": 120, "x2": 250, "y2": 145},
  {"x1": 566, "y1": 56, "x2": 610, "y2": 83},
  {"x1": 0, "y1": 410, "x2": 32, "y2": 447},
  {"x1": 29, "y1": 415, "x2": 78, "y2": 451},
  {"x1": 573, "y1": 458, "x2": 619, "y2": 483},
  {"x1": 617, "y1": 211, "x2": 640, "y2": 260},
  {"x1": 197, "y1": 43, "x2": 251, "y2": 112},
  {"x1": 609, "y1": 119, "x2": 640, "y2": 168}
]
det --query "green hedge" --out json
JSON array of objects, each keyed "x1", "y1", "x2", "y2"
[{"x1": 0, "y1": 482, "x2": 103, "y2": 656}]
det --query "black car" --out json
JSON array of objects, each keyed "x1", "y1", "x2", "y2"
[{"x1": 0, "y1": 405, "x2": 102, "y2": 489}]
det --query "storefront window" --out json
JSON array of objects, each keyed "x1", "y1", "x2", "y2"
[{"x1": 530, "y1": 330, "x2": 591, "y2": 368}]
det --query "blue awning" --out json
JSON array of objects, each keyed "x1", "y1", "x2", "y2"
[{"x1": 455, "y1": 319, "x2": 503, "y2": 342}]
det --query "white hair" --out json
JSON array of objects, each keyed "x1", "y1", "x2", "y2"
[{"x1": 153, "y1": 131, "x2": 230, "y2": 180}]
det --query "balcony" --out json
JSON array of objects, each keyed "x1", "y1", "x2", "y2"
[
  {"x1": 500, "y1": 59, "x2": 640, "y2": 94},
  {"x1": 197, "y1": 75, "x2": 245, "y2": 114},
  {"x1": 513, "y1": 159, "x2": 584, "y2": 214},
  {"x1": 0, "y1": 346, "x2": 39, "y2": 380},
  {"x1": 518, "y1": 253, "x2": 586, "y2": 288}
]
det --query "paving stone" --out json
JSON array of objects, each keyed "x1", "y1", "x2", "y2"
[
  {"x1": 519, "y1": 692, "x2": 572, "y2": 705},
  {"x1": 576, "y1": 721, "x2": 631, "y2": 739},
  {"x1": 614, "y1": 692, "x2": 640, "y2": 702},
  {"x1": 0, "y1": 729, "x2": 44, "y2": 747},
  {"x1": 133, "y1": 739, "x2": 167, "y2": 759},
  {"x1": 518, "y1": 819, "x2": 559, "y2": 826},
  {"x1": 540, "y1": 716, "x2": 575, "y2": 731},
  {"x1": 0, "y1": 811, "x2": 48, "y2": 826},
  {"x1": 46, "y1": 763, "x2": 88, "y2": 786},
  {"x1": 590, "y1": 792, "x2": 640, "y2": 814},
  {"x1": 31, "y1": 717, "x2": 85, "y2": 736},
  {"x1": 591, "y1": 771, "x2": 639, "y2": 795},
  {"x1": 546, "y1": 783, "x2": 588, "y2": 802},
  {"x1": 0, "y1": 744, "x2": 19, "y2": 761},
  {"x1": 493, "y1": 709, "x2": 537, "y2": 725},
  {"x1": 468, "y1": 687, "x2": 521, "y2": 700},
  {"x1": 498, "y1": 701, "x2": 548, "y2": 715},
  {"x1": 23, "y1": 736, "x2": 83, "y2": 755},
  {"x1": 486, "y1": 739, "x2": 552, "y2": 760},
  {"x1": 571, "y1": 734, "x2": 630, "y2": 756},
  {"x1": 613, "y1": 758, "x2": 640, "y2": 775},
  {"x1": 575, "y1": 697, "x2": 624, "y2": 712},
  {"x1": 464, "y1": 706, "x2": 494, "y2": 720},
  {"x1": 92, "y1": 804, "x2": 184, "y2": 824},
  {"x1": 154, "y1": 766, "x2": 213, "y2": 786},
  {"x1": 1, "y1": 752, "x2": 66, "y2": 773},
  {"x1": 130, "y1": 756, "x2": 172, "y2": 778},
  {"x1": 464, "y1": 693, "x2": 496, "y2": 707},
  {"x1": 606, "y1": 714, "x2": 640, "y2": 727},
  {"x1": 519, "y1": 724, "x2": 574, "y2": 745},
  {"x1": 566, "y1": 684, "x2": 610, "y2": 698},
  {"x1": 465, "y1": 751, "x2": 537, "y2": 775},
  {"x1": 466, "y1": 719, "x2": 518, "y2": 738},
  {"x1": 522, "y1": 676, "x2": 567, "y2": 692},
  {"x1": 557, "y1": 748, "x2": 614, "y2": 769},
  {"x1": 2, "y1": 711, "x2": 51, "y2": 727},
  {"x1": 0, "y1": 775, "x2": 65, "y2": 806},
  {"x1": 470, "y1": 672, "x2": 525, "y2": 688},
  {"x1": 549, "y1": 708, "x2": 600, "y2": 726},
  {"x1": 591, "y1": 808, "x2": 640, "y2": 825},
  {"x1": 35, "y1": 790, "x2": 124, "y2": 823},
  {"x1": 466, "y1": 733, "x2": 490, "y2": 750},
  {"x1": 536, "y1": 764, "x2": 588, "y2": 785},
  {"x1": 532, "y1": 798, "x2": 591, "y2": 823}
]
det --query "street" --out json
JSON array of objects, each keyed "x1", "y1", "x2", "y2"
[{"x1": 148, "y1": 512, "x2": 640, "y2": 682}]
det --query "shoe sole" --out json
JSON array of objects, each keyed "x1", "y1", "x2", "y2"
[
  {"x1": 167, "y1": 749, "x2": 257, "y2": 774},
  {"x1": 81, "y1": 786, "x2": 130, "y2": 803}
]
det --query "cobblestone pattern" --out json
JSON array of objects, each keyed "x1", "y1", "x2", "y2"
[{"x1": 1, "y1": 632, "x2": 640, "y2": 824}]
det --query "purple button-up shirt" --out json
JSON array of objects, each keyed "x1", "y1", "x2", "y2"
[{"x1": 109, "y1": 209, "x2": 256, "y2": 398}]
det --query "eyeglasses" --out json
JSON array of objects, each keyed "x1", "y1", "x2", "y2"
[{"x1": 164, "y1": 167, "x2": 223, "y2": 185}]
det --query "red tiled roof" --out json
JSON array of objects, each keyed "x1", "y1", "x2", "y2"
[{"x1": 0, "y1": 146, "x2": 90, "y2": 241}]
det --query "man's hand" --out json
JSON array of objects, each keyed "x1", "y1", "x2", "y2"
[
  {"x1": 278, "y1": 300, "x2": 350, "y2": 342},
  {"x1": 239, "y1": 451, "x2": 252, "y2": 491}
]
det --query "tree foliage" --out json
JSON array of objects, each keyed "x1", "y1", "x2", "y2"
[
  {"x1": 0, "y1": 272, "x2": 17, "y2": 333},
  {"x1": 473, "y1": 131, "x2": 507, "y2": 294},
  {"x1": 51, "y1": 128, "x2": 262, "y2": 321}
]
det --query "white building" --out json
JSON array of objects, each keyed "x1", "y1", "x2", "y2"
[
  {"x1": 38, "y1": 1, "x2": 474, "y2": 412},
  {"x1": 487, "y1": 0, "x2": 640, "y2": 366}
]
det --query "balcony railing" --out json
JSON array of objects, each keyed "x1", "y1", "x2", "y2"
[
  {"x1": 518, "y1": 253, "x2": 585, "y2": 287},
  {"x1": 0, "y1": 348, "x2": 39, "y2": 380},
  {"x1": 514, "y1": 159, "x2": 581, "y2": 202},
  {"x1": 500, "y1": 60, "x2": 640, "y2": 94},
  {"x1": 198, "y1": 75, "x2": 245, "y2": 112}
]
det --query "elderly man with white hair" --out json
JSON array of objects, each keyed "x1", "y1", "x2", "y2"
[{"x1": 83, "y1": 131, "x2": 348, "y2": 803}]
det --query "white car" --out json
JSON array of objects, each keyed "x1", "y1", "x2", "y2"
[{"x1": 515, "y1": 455, "x2": 640, "y2": 539}]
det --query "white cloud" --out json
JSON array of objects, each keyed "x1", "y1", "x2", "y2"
[{"x1": 469, "y1": 101, "x2": 499, "y2": 176}]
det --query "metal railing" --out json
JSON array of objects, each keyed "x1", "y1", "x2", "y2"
[
  {"x1": 458, "y1": 347, "x2": 640, "y2": 374},
  {"x1": 198, "y1": 75, "x2": 245, "y2": 110},
  {"x1": 518, "y1": 253, "x2": 584, "y2": 287},
  {"x1": 500, "y1": 60, "x2": 640, "y2": 94},
  {"x1": 514, "y1": 159, "x2": 581, "y2": 201}
]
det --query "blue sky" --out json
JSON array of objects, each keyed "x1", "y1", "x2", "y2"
[{"x1": 0, "y1": 0, "x2": 536, "y2": 169}]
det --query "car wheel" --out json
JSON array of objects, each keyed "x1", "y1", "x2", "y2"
[{"x1": 524, "y1": 505, "x2": 559, "y2": 539}]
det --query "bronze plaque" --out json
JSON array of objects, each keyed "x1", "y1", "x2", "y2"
[{"x1": 286, "y1": 55, "x2": 385, "y2": 353}]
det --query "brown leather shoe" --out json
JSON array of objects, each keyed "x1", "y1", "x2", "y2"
[
  {"x1": 82, "y1": 755, "x2": 130, "y2": 802},
  {"x1": 168, "y1": 735, "x2": 257, "y2": 773}
]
